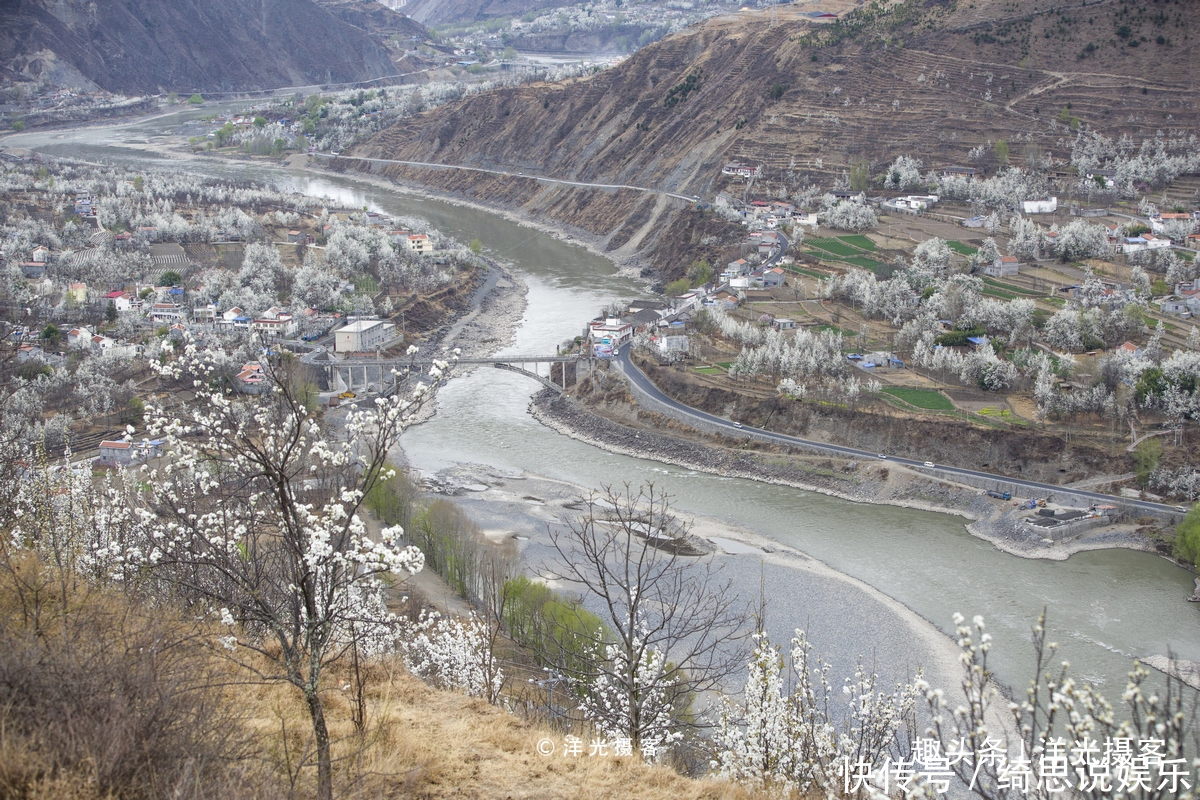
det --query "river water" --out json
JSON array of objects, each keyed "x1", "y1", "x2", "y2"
[{"x1": 10, "y1": 106, "x2": 1200, "y2": 700}]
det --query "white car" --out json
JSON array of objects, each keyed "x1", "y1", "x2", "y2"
[
  {"x1": 733, "y1": 422, "x2": 743, "y2": 428},
  {"x1": 924, "y1": 461, "x2": 935, "y2": 468}
]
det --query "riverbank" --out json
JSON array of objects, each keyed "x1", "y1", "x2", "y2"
[
  {"x1": 404, "y1": 461, "x2": 970, "y2": 704},
  {"x1": 529, "y1": 388, "x2": 1162, "y2": 563}
]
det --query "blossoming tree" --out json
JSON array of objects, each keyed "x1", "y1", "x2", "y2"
[{"x1": 139, "y1": 346, "x2": 442, "y2": 800}]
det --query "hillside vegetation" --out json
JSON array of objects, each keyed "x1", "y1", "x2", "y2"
[{"x1": 355, "y1": 0, "x2": 1200, "y2": 272}]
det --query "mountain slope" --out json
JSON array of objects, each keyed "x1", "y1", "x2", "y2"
[
  {"x1": 0, "y1": 0, "x2": 397, "y2": 94},
  {"x1": 353, "y1": 0, "x2": 1200, "y2": 276}
]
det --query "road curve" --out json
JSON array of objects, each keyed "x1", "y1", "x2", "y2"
[
  {"x1": 612, "y1": 349, "x2": 1185, "y2": 517},
  {"x1": 312, "y1": 152, "x2": 700, "y2": 203}
]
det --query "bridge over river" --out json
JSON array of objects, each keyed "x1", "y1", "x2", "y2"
[{"x1": 316, "y1": 353, "x2": 598, "y2": 395}]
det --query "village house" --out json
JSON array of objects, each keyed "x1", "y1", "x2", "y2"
[
  {"x1": 1085, "y1": 169, "x2": 1115, "y2": 189},
  {"x1": 721, "y1": 162, "x2": 762, "y2": 179},
  {"x1": 287, "y1": 230, "x2": 305, "y2": 244},
  {"x1": 762, "y1": 266, "x2": 786, "y2": 288},
  {"x1": 939, "y1": 166, "x2": 977, "y2": 180},
  {"x1": 251, "y1": 307, "x2": 298, "y2": 338},
  {"x1": 705, "y1": 290, "x2": 740, "y2": 311},
  {"x1": 587, "y1": 318, "x2": 635, "y2": 350},
  {"x1": 97, "y1": 440, "x2": 134, "y2": 467},
  {"x1": 148, "y1": 302, "x2": 185, "y2": 323},
  {"x1": 1116, "y1": 341, "x2": 1143, "y2": 357},
  {"x1": 90, "y1": 334, "x2": 114, "y2": 354},
  {"x1": 67, "y1": 282, "x2": 88, "y2": 303},
  {"x1": 406, "y1": 233, "x2": 434, "y2": 254},
  {"x1": 192, "y1": 301, "x2": 217, "y2": 324},
  {"x1": 235, "y1": 362, "x2": 268, "y2": 393},
  {"x1": 1122, "y1": 234, "x2": 1171, "y2": 255},
  {"x1": 1149, "y1": 212, "x2": 1193, "y2": 235},
  {"x1": 655, "y1": 335, "x2": 690, "y2": 356},
  {"x1": 621, "y1": 308, "x2": 664, "y2": 333},
  {"x1": 671, "y1": 290, "x2": 706, "y2": 313},
  {"x1": 983, "y1": 255, "x2": 1021, "y2": 278},
  {"x1": 219, "y1": 307, "x2": 252, "y2": 329},
  {"x1": 772, "y1": 318, "x2": 798, "y2": 331},
  {"x1": 66, "y1": 327, "x2": 92, "y2": 348}
]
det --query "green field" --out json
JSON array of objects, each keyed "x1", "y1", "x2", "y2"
[
  {"x1": 983, "y1": 287, "x2": 1018, "y2": 300},
  {"x1": 946, "y1": 240, "x2": 978, "y2": 256},
  {"x1": 694, "y1": 366, "x2": 723, "y2": 375},
  {"x1": 843, "y1": 256, "x2": 885, "y2": 272},
  {"x1": 982, "y1": 277, "x2": 1042, "y2": 297},
  {"x1": 785, "y1": 265, "x2": 828, "y2": 279},
  {"x1": 816, "y1": 324, "x2": 855, "y2": 337},
  {"x1": 881, "y1": 386, "x2": 954, "y2": 410},
  {"x1": 807, "y1": 237, "x2": 860, "y2": 257},
  {"x1": 837, "y1": 235, "x2": 877, "y2": 251}
]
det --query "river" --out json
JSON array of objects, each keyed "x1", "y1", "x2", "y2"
[{"x1": 8, "y1": 105, "x2": 1200, "y2": 701}]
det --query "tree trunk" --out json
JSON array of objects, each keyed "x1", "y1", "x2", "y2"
[{"x1": 306, "y1": 687, "x2": 333, "y2": 800}]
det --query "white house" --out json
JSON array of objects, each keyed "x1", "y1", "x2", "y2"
[
  {"x1": 655, "y1": 335, "x2": 689, "y2": 355},
  {"x1": 66, "y1": 327, "x2": 92, "y2": 348},
  {"x1": 1122, "y1": 235, "x2": 1171, "y2": 255},
  {"x1": 334, "y1": 319, "x2": 396, "y2": 353},
  {"x1": 148, "y1": 303, "x2": 186, "y2": 323},
  {"x1": 31, "y1": 245, "x2": 48, "y2": 263},
  {"x1": 983, "y1": 255, "x2": 1021, "y2": 277}
]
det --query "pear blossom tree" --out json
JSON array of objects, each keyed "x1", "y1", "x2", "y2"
[
  {"x1": 711, "y1": 627, "x2": 918, "y2": 795},
  {"x1": 921, "y1": 612, "x2": 1199, "y2": 800},
  {"x1": 138, "y1": 346, "x2": 447, "y2": 800}
]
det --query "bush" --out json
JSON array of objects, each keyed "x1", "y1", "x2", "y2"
[
  {"x1": 502, "y1": 576, "x2": 608, "y2": 685},
  {"x1": 1173, "y1": 504, "x2": 1200, "y2": 567},
  {"x1": 0, "y1": 557, "x2": 262, "y2": 799}
]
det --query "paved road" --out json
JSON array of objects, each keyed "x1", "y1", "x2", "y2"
[
  {"x1": 312, "y1": 152, "x2": 700, "y2": 204},
  {"x1": 612, "y1": 348, "x2": 1187, "y2": 517}
]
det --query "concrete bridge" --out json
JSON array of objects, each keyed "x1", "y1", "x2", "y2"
[{"x1": 318, "y1": 353, "x2": 596, "y2": 395}]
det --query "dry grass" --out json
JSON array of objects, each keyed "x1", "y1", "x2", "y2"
[
  {"x1": 242, "y1": 658, "x2": 762, "y2": 800},
  {"x1": 0, "y1": 556, "x2": 768, "y2": 799}
]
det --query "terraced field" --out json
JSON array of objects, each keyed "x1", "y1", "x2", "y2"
[
  {"x1": 806, "y1": 236, "x2": 885, "y2": 273},
  {"x1": 946, "y1": 241, "x2": 978, "y2": 256},
  {"x1": 881, "y1": 386, "x2": 954, "y2": 411},
  {"x1": 807, "y1": 237, "x2": 861, "y2": 257}
]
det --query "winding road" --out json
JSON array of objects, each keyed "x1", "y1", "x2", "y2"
[
  {"x1": 313, "y1": 152, "x2": 701, "y2": 203},
  {"x1": 612, "y1": 348, "x2": 1186, "y2": 517}
]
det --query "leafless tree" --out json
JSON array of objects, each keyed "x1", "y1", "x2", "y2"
[{"x1": 543, "y1": 483, "x2": 750, "y2": 757}]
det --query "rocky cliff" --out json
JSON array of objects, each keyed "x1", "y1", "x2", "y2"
[{"x1": 0, "y1": 0, "x2": 401, "y2": 93}]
